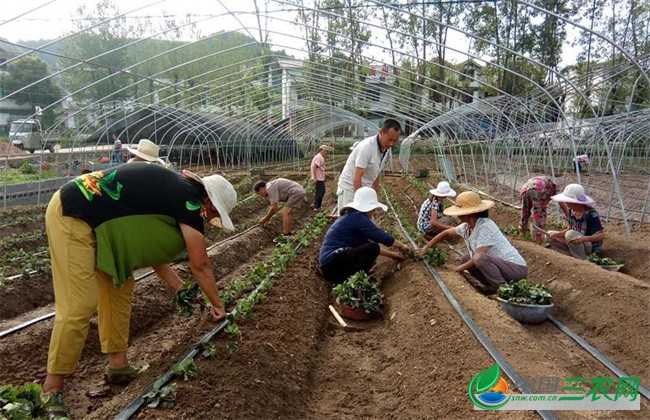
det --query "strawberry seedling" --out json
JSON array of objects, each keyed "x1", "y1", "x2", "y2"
[
  {"x1": 171, "y1": 360, "x2": 201, "y2": 381},
  {"x1": 144, "y1": 380, "x2": 177, "y2": 409}
]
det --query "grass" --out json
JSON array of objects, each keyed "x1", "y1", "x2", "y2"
[{"x1": 0, "y1": 167, "x2": 61, "y2": 184}]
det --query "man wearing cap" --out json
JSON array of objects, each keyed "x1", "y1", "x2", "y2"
[
  {"x1": 548, "y1": 183, "x2": 605, "y2": 259},
  {"x1": 126, "y1": 138, "x2": 169, "y2": 167},
  {"x1": 254, "y1": 178, "x2": 306, "y2": 235},
  {"x1": 310, "y1": 144, "x2": 334, "y2": 211},
  {"x1": 40, "y1": 164, "x2": 237, "y2": 417},
  {"x1": 336, "y1": 119, "x2": 402, "y2": 212},
  {"x1": 419, "y1": 191, "x2": 527, "y2": 293},
  {"x1": 417, "y1": 180, "x2": 457, "y2": 239},
  {"x1": 319, "y1": 187, "x2": 412, "y2": 284}
]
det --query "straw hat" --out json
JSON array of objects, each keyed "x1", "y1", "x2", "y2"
[
  {"x1": 342, "y1": 187, "x2": 388, "y2": 213},
  {"x1": 319, "y1": 144, "x2": 334, "y2": 152},
  {"x1": 551, "y1": 183, "x2": 594, "y2": 205},
  {"x1": 443, "y1": 191, "x2": 494, "y2": 216},
  {"x1": 182, "y1": 170, "x2": 237, "y2": 231},
  {"x1": 126, "y1": 139, "x2": 160, "y2": 162},
  {"x1": 429, "y1": 181, "x2": 457, "y2": 198}
]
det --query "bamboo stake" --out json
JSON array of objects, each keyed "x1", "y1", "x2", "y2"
[{"x1": 328, "y1": 305, "x2": 348, "y2": 328}]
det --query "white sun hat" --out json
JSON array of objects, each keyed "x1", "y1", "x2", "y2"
[
  {"x1": 182, "y1": 170, "x2": 237, "y2": 231},
  {"x1": 429, "y1": 181, "x2": 457, "y2": 198},
  {"x1": 443, "y1": 191, "x2": 494, "y2": 217},
  {"x1": 319, "y1": 144, "x2": 334, "y2": 152},
  {"x1": 126, "y1": 139, "x2": 160, "y2": 162},
  {"x1": 342, "y1": 187, "x2": 388, "y2": 213},
  {"x1": 551, "y1": 183, "x2": 595, "y2": 205}
]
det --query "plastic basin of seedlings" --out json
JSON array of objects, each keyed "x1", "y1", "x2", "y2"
[
  {"x1": 600, "y1": 264, "x2": 624, "y2": 272},
  {"x1": 496, "y1": 298, "x2": 554, "y2": 325},
  {"x1": 335, "y1": 302, "x2": 377, "y2": 321}
]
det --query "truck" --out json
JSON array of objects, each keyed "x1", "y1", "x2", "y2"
[{"x1": 9, "y1": 119, "x2": 59, "y2": 153}]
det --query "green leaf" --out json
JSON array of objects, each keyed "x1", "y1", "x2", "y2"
[{"x1": 332, "y1": 271, "x2": 383, "y2": 314}]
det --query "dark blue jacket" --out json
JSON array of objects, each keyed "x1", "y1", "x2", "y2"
[{"x1": 319, "y1": 210, "x2": 395, "y2": 266}]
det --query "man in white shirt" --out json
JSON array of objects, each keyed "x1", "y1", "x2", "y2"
[{"x1": 336, "y1": 119, "x2": 401, "y2": 212}]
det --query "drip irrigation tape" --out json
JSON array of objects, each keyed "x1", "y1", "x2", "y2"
[
  {"x1": 399, "y1": 182, "x2": 647, "y2": 402},
  {"x1": 206, "y1": 224, "x2": 260, "y2": 252},
  {"x1": 114, "y1": 317, "x2": 231, "y2": 420},
  {"x1": 116, "y1": 219, "x2": 315, "y2": 419},
  {"x1": 3, "y1": 270, "x2": 37, "y2": 282},
  {"x1": 0, "y1": 312, "x2": 54, "y2": 339},
  {"x1": 382, "y1": 187, "x2": 556, "y2": 420},
  {"x1": 0, "y1": 225, "x2": 261, "y2": 340},
  {"x1": 548, "y1": 315, "x2": 650, "y2": 400}
]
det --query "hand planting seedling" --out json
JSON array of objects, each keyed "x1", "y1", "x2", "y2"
[
  {"x1": 422, "y1": 247, "x2": 447, "y2": 266},
  {"x1": 172, "y1": 281, "x2": 206, "y2": 317},
  {"x1": 403, "y1": 246, "x2": 447, "y2": 266}
]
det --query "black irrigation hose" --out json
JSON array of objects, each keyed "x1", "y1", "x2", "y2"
[
  {"x1": 0, "y1": 266, "x2": 156, "y2": 340},
  {"x1": 0, "y1": 225, "x2": 261, "y2": 340},
  {"x1": 0, "y1": 313, "x2": 55, "y2": 339},
  {"x1": 115, "y1": 217, "x2": 324, "y2": 419},
  {"x1": 114, "y1": 316, "x2": 232, "y2": 420},
  {"x1": 547, "y1": 315, "x2": 650, "y2": 400},
  {"x1": 382, "y1": 187, "x2": 556, "y2": 420},
  {"x1": 435, "y1": 211, "x2": 650, "y2": 401}
]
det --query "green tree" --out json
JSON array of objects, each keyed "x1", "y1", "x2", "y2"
[
  {"x1": 2, "y1": 56, "x2": 61, "y2": 107},
  {"x1": 57, "y1": 0, "x2": 136, "y2": 103},
  {"x1": 464, "y1": 1, "x2": 538, "y2": 95},
  {"x1": 571, "y1": 0, "x2": 649, "y2": 117},
  {"x1": 427, "y1": 1, "x2": 464, "y2": 106},
  {"x1": 530, "y1": 0, "x2": 573, "y2": 86},
  {"x1": 1, "y1": 56, "x2": 62, "y2": 128},
  {"x1": 291, "y1": 0, "x2": 370, "y2": 111}
]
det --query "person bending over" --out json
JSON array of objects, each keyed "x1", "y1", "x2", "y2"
[
  {"x1": 319, "y1": 187, "x2": 412, "y2": 284},
  {"x1": 419, "y1": 191, "x2": 527, "y2": 293}
]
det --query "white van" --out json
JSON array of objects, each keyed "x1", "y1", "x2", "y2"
[{"x1": 9, "y1": 119, "x2": 57, "y2": 153}]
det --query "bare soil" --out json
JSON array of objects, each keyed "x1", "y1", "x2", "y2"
[
  {"x1": 0, "y1": 141, "x2": 29, "y2": 156},
  {"x1": 0, "y1": 162, "x2": 648, "y2": 419}
]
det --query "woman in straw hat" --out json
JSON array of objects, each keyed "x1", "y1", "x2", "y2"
[
  {"x1": 40, "y1": 164, "x2": 237, "y2": 417},
  {"x1": 547, "y1": 183, "x2": 605, "y2": 259},
  {"x1": 319, "y1": 187, "x2": 412, "y2": 284},
  {"x1": 418, "y1": 191, "x2": 527, "y2": 293},
  {"x1": 417, "y1": 180, "x2": 457, "y2": 239}
]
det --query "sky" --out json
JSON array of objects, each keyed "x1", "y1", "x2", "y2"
[{"x1": 0, "y1": 0, "x2": 581, "y2": 67}]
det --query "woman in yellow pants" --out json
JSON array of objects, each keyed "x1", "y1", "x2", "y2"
[{"x1": 41, "y1": 163, "x2": 237, "y2": 418}]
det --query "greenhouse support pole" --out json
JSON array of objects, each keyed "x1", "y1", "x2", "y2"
[
  {"x1": 640, "y1": 176, "x2": 650, "y2": 228},
  {"x1": 3, "y1": 155, "x2": 8, "y2": 209}
]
